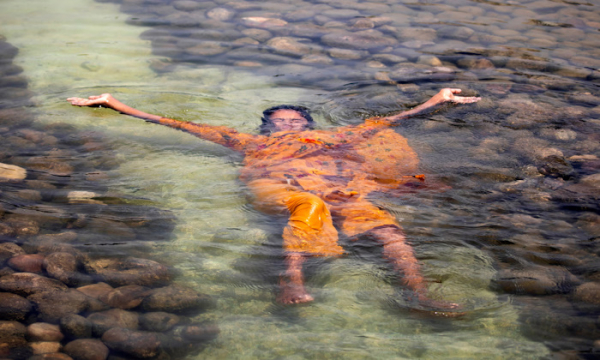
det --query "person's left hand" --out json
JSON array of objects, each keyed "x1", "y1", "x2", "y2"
[{"x1": 435, "y1": 88, "x2": 481, "y2": 105}]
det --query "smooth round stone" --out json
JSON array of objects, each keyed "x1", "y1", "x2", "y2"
[
  {"x1": 141, "y1": 285, "x2": 213, "y2": 314},
  {"x1": 328, "y1": 48, "x2": 367, "y2": 60},
  {"x1": 437, "y1": 25, "x2": 474, "y2": 40},
  {"x1": 0, "y1": 273, "x2": 67, "y2": 297},
  {"x1": 494, "y1": 267, "x2": 575, "y2": 295},
  {"x1": 28, "y1": 289, "x2": 89, "y2": 323},
  {"x1": 29, "y1": 341, "x2": 61, "y2": 355},
  {"x1": 186, "y1": 41, "x2": 230, "y2": 56},
  {"x1": 0, "y1": 293, "x2": 31, "y2": 321},
  {"x1": 76, "y1": 283, "x2": 113, "y2": 300},
  {"x1": 581, "y1": 174, "x2": 600, "y2": 190},
  {"x1": 60, "y1": 314, "x2": 92, "y2": 340},
  {"x1": 101, "y1": 328, "x2": 160, "y2": 359},
  {"x1": 0, "y1": 321, "x2": 27, "y2": 349},
  {"x1": 241, "y1": 28, "x2": 272, "y2": 42},
  {"x1": 63, "y1": 339, "x2": 109, "y2": 360},
  {"x1": 27, "y1": 323, "x2": 63, "y2": 342},
  {"x1": 8, "y1": 254, "x2": 45, "y2": 273},
  {"x1": 172, "y1": 0, "x2": 203, "y2": 11},
  {"x1": 84, "y1": 257, "x2": 171, "y2": 288},
  {"x1": 43, "y1": 252, "x2": 78, "y2": 285},
  {"x1": 393, "y1": 27, "x2": 437, "y2": 42},
  {"x1": 98, "y1": 285, "x2": 151, "y2": 310},
  {"x1": 266, "y1": 37, "x2": 317, "y2": 57},
  {"x1": 87, "y1": 309, "x2": 139, "y2": 337},
  {"x1": 29, "y1": 353, "x2": 73, "y2": 360},
  {"x1": 0, "y1": 162, "x2": 26, "y2": 181},
  {"x1": 417, "y1": 55, "x2": 442, "y2": 66},
  {"x1": 283, "y1": 9, "x2": 315, "y2": 22},
  {"x1": 175, "y1": 322, "x2": 219, "y2": 342},
  {"x1": 301, "y1": 54, "x2": 334, "y2": 65},
  {"x1": 321, "y1": 9, "x2": 360, "y2": 19},
  {"x1": 139, "y1": 312, "x2": 180, "y2": 332},
  {"x1": 25, "y1": 157, "x2": 73, "y2": 177},
  {"x1": 241, "y1": 17, "x2": 288, "y2": 29},
  {"x1": 4, "y1": 217, "x2": 39, "y2": 237},
  {"x1": 321, "y1": 30, "x2": 398, "y2": 50},
  {"x1": 0, "y1": 243, "x2": 26, "y2": 265},
  {"x1": 206, "y1": 7, "x2": 234, "y2": 21},
  {"x1": 573, "y1": 282, "x2": 600, "y2": 306},
  {"x1": 15, "y1": 189, "x2": 42, "y2": 202}
]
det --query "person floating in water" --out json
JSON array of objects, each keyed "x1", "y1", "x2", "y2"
[{"x1": 67, "y1": 88, "x2": 480, "y2": 313}]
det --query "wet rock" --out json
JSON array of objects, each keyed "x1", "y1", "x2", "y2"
[
  {"x1": 581, "y1": 174, "x2": 600, "y2": 190},
  {"x1": 321, "y1": 30, "x2": 398, "y2": 50},
  {"x1": 29, "y1": 341, "x2": 62, "y2": 355},
  {"x1": 241, "y1": 28, "x2": 272, "y2": 42},
  {"x1": 83, "y1": 257, "x2": 171, "y2": 288},
  {"x1": 172, "y1": 0, "x2": 203, "y2": 12},
  {"x1": 328, "y1": 48, "x2": 367, "y2": 60},
  {"x1": 0, "y1": 242, "x2": 26, "y2": 266},
  {"x1": 301, "y1": 54, "x2": 334, "y2": 65},
  {"x1": 29, "y1": 289, "x2": 89, "y2": 323},
  {"x1": 283, "y1": 9, "x2": 315, "y2": 22},
  {"x1": 266, "y1": 37, "x2": 318, "y2": 57},
  {"x1": 206, "y1": 7, "x2": 234, "y2": 21},
  {"x1": 60, "y1": 314, "x2": 93, "y2": 340},
  {"x1": 457, "y1": 57, "x2": 494, "y2": 70},
  {"x1": 321, "y1": 8, "x2": 360, "y2": 19},
  {"x1": 43, "y1": 252, "x2": 90, "y2": 287},
  {"x1": 63, "y1": 339, "x2": 109, "y2": 360},
  {"x1": 15, "y1": 189, "x2": 42, "y2": 202},
  {"x1": 98, "y1": 285, "x2": 151, "y2": 310},
  {"x1": 29, "y1": 353, "x2": 73, "y2": 360},
  {"x1": 0, "y1": 163, "x2": 26, "y2": 181},
  {"x1": 417, "y1": 55, "x2": 442, "y2": 66},
  {"x1": 0, "y1": 321, "x2": 27, "y2": 351},
  {"x1": 161, "y1": 323, "x2": 219, "y2": 354},
  {"x1": 537, "y1": 155, "x2": 575, "y2": 180},
  {"x1": 349, "y1": 18, "x2": 375, "y2": 30},
  {"x1": 25, "y1": 157, "x2": 74, "y2": 177},
  {"x1": 0, "y1": 273, "x2": 67, "y2": 296},
  {"x1": 0, "y1": 293, "x2": 31, "y2": 321},
  {"x1": 4, "y1": 216, "x2": 40, "y2": 237},
  {"x1": 437, "y1": 25, "x2": 475, "y2": 40},
  {"x1": 139, "y1": 312, "x2": 180, "y2": 333},
  {"x1": 572, "y1": 282, "x2": 600, "y2": 311},
  {"x1": 87, "y1": 309, "x2": 139, "y2": 337},
  {"x1": 102, "y1": 328, "x2": 160, "y2": 359},
  {"x1": 8, "y1": 254, "x2": 45, "y2": 273},
  {"x1": 241, "y1": 17, "x2": 288, "y2": 29},
  {"x1": 27, "y1": 323, "x2": 63, "y2": 342},
  {"x1": 391, "y1": 27, "x2": 437, "y2": 42},
  {"x1": 141, "y1": 285, "x2": 213, "y2": 315},
  {"x1": 76, "y1": 283, "x2": 113, "y2": 300},
  {"x1": 289, "y1": 23, "x2": 328, "y2": 39},
  {"x1": 185, "y1": 41, "x2": 230, "y2": 57},
  {"x1": 371, "y1": 53, "x2": 407, "y2": 65},
  {"x1": 493, "y1": 267, "x2": 576, "y2": 295}
]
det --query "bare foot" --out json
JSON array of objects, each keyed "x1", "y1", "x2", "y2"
[{"x1": 277, "y1": 280, "x2": 314, "y2": 304}]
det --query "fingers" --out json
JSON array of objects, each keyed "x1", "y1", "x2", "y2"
[{"x1": 452, "y1": 96, "x2": 481, "y2": 104}]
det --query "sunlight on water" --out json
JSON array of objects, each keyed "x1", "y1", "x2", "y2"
[{"x1": 0, "y1": 0, "x2": 555, "y2": 358}]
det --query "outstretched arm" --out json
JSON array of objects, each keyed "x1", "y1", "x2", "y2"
[
  {"x1": 67, "y1": 93, "x2": 262, "y2": 152},
  {"x1": 380, "y1": 88, "x2": 480, "y2": 124},
  {"x1": 67, "y1": 93, "x2": 163, "y2": 122}
]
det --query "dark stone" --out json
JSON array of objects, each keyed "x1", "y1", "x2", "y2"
[
  {"x1": 0, "y1": 243, "x2": 25, "y2": 266},
  {"x1": 3, "y1": 216, "x2": 39, "y2": 237},
  {"x1": 141, "y1": 285, "x2": 213, "y2": 315},
  {"x1": 0, "y1": 292, "x2": 31, "y2": 321},
  {"x1": 29, "y1": 353, "x2": 74, "y2": 360},
  {"x1": 98, "y1": 285, "x2": 151, "y2": 310},
  {"x1": 139, "y1": 312, "x2": 180, "y2": 332},
  {"x1": 160, "y1": 322, "x2": 219, "y2": 356},
  {"x1": 76, "y1": 283, "x2": 113, "y2": 300},
  {"x1": 28, "y1": 289, "x2": 89, "y2": 323},
  {"x1": 101, "y1": 328, "x2": 160, "y2": 359},
  {"x1": 7, "y1": 254, "x2": 45, "y2": 273},
  {"x1": 537, "y1": 155, "x2": 575, "y2": 180},
  {"x1": 87, "y1": 309, "x2": 139, "y2": 337},
  {"x1": 63, "y1": 339, "x2": 109, "y2": 360},
  {"x1": 26, "y1": 322, "x2": 63, "y2": 342},
  {"x1": 492, "y1": 267, "x2": 577, "y2": 295},
  {"x1": 83, "y1": 257, "x2": 171, "y2": 288},
  {"x1": 0, "y1": 273, "x2": 67, "y2": 297},
  {"x1": 43, "y1": 252, "x2": 90, "y2": 287},
  {"x1": 60, "y1": 314, "x2": 93, "y2": 340},
  {"x1": 0, "y1": 321, "x2": 27, "y2": 351}
]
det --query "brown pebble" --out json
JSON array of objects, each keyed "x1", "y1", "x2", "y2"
[
  {"x1": 76, "y1": 282, "x2": 113, "y2": 300},
  {"x1": 0, "y1": 273, "x2": 67, "y2": 297},
  {"x1": 99, "y1": 285, "x2": 151, "y2": 310},
  {"x1": 63, "y1": 339, "x2": 108, "y2": 360},
  {"x1": 139, "y1": 312, "x2": 180, "y2": 332},
  {"x1": 0, "y1": 242, "x2": 26, "y2": 266},
  {"x1": 101, "y1": 328, "x2": 160, "y2": 359},
  {"x1": 142, "y1": 285, "x2": 213, "y2": 314},
  {"x1": 8, "y1": 253, "x2": 45, "y2": 273},
  {"x1": 27, "y1": 323, "x2": 63, "y2": 342},
  {"x1": 0, "y1": 292, "x2": 31, "y2": 321},
  {"x1": 60, "y1": 314, "x2": 93, "y2": 340},
  {"x1": 28, "y1": 289, "x2": 89, "y2": 323},
  {"x1": 29, "y1": 341, "x2": 62, "y2": 355},
  {"x1": 87, "y1": 309, "x2": 139, "y2": 337},
  {"x1": 29, "y1": 353, "x2": 73, "y2": 360}
]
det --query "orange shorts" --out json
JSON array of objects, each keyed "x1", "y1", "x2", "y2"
[{"x1": 247, "y1": 178, "x2": 399, "y2": 256}]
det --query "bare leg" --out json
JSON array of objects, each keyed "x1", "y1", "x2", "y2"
[
  {"x1": 277, "y1": 252, "x2": 314, "y2": 304},
  {"x1": 369, "y1": 226, "x2": 460, "y2": 313}
]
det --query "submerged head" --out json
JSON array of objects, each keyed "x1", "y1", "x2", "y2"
[{"x1": 260, "y1": 105, "x2": 315, "y2": 134}]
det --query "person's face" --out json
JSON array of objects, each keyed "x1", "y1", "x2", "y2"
[{"x1": 269, "y1": 109, "x2": 309, "y2": 132}]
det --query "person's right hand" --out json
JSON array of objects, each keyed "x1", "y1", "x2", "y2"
[{"x1": 67, "y1": 93, "x2": 113, "y2": 107}]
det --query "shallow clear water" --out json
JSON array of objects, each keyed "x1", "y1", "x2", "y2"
[{"x1": 2, "y1": 0, "x2": 600, "y2": 358}]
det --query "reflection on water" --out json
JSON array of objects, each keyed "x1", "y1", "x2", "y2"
[{"x1": 1, "y1": 0, "x2": 600, "y2": 358}]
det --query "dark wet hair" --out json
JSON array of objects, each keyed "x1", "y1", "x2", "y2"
[{"x1": 259, "y1": 104, "x2": 315, "y2": 135}]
